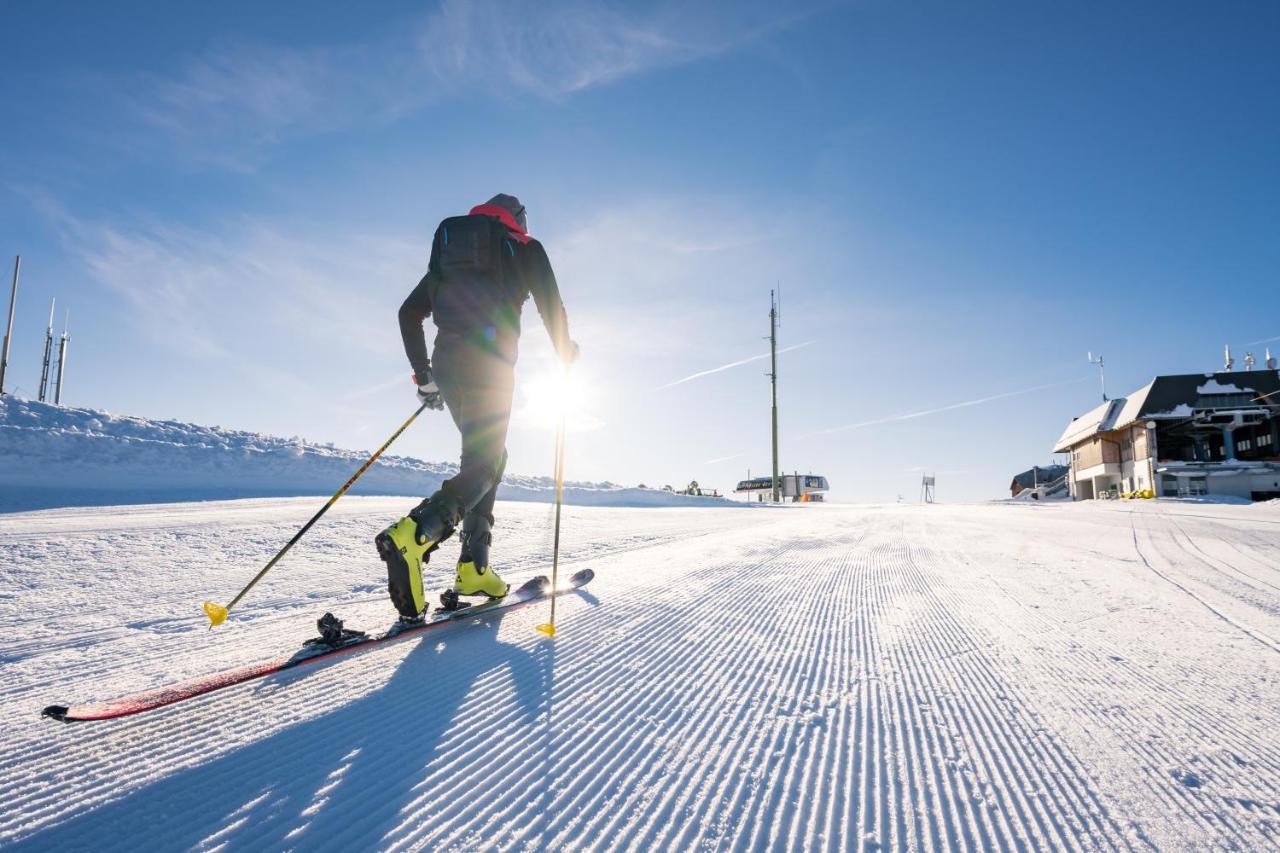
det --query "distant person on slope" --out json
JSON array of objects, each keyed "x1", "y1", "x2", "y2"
[{"x1": 376, "y1": 194, "x2": 578, "y2": 620}]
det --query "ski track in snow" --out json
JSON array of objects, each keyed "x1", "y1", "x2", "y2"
[{"x1": 1, "y1": 497, "x2": 1279, "y2": 850}]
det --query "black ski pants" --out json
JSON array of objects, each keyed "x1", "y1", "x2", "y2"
[{"x1": 430, "y1": 335, "x2": 514, "y2": 525}]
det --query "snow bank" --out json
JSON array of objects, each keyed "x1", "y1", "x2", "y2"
[
  {"x1": 0, "y1": 397, "x2": 738, "y2": 512},
  {"x1": 1008, "y1": 488, "x2": 1071, "y2": 502},
  {"x1": 1196, "y1": 378, "x2": 1247, "y2": 394},
  {"x1": 1160, "y1": 494, "x2": 1256, "y2": 506}
]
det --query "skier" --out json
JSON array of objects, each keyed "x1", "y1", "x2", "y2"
[{"x1": 376, "y1": 194, "x2": 577, "y2": 620}]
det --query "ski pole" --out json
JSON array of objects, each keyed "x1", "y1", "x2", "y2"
[
  {"x1": 536, "y1": 375, "x2": 569, "y2": 638},
  {"x1": 203, "y1": 400, "x2": 430, "y2": 627}
]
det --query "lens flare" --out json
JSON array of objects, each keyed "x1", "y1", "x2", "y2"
[{"x1": 516, "y1": 366, "x2": 602, "y2": 432}]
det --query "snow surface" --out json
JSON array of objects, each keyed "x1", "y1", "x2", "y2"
[
  {"x1": 0, "y1": 397, "x2": 735, "y2": 512},
  {"x1": 1197, "y1": 379, "x2": 1248, "y2": 394},
  {"x1": 3, "y1": 497, "x2": 1279, "y2": 850},
  {"x1": 1146, "y1": 403, "x2": 1194, "y2": 419}
]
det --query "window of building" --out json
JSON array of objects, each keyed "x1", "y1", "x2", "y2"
[
  {"x1": 1260, "y1": 433, "x2": 1274, "y2": 447},
  {"x1": 1197, "y1": 393, "x2": 1253, "y2": 408},
  {"x1": 1239, "y1": 438, "x2": 1252, "y2": 452}
]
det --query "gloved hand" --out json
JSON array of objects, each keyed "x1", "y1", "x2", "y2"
[
  {"x1": 414, "y1": 370, "x2": 444, "y2": 411},
  {"x1": 561, "y1": 339, "x2": 581, "y2": 365}
]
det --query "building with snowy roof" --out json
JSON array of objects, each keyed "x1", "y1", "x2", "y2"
[
  {"x1": 1009, "y1": 465, "x2": 1069, "y2": 499},
  {"x1": 1052, "y1": 369, "x2": 1280, "y2": 501}
]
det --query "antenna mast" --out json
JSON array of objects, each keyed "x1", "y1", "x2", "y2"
[
  {"x1": 53, "y1": 310, "x2": 69, "y2": 405},
  {"x1": 38, "y1": 298, "x2": 55, "y2": 402},
  {"x1": 768, "y1": 290, "x2": 780, "y2": 503},
  {"x1": 1087, "y1": 352, "x2": 1106, "y2": 402},
  {"x1": 0, "y1": 256, "x2": 18, "y2": 396}
]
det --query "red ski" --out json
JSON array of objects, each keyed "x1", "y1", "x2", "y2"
[{"x1": 42, "y1": 569, "x2": 594, "y2": 723}]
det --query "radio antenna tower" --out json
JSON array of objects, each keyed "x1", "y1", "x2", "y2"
[
  {"x1": 52, "y1": 310, "x2": 69, "y2": 405},
  {"x1": 0, "y1": 256, "x2": 18, "y2": 396},
  {"x1": 767, "y1": 289, "x2": 781, "y2": 502},
  {"x1": 1087, "y1": 352, "x2": 1106, "y2": 402},
  {"x1": 38, "y1": 298, "x2": 55, "y2": 402}
]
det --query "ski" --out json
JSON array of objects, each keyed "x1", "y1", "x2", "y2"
[{"x1": 42, "y1": 568, "x2": 594, "y2": 724}]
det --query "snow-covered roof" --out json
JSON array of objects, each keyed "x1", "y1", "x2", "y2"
[
  {"x1": 1011, "y1": 464, "x2": 1069, "y2": 490},
  {"x1": 1111, "y1": 381, "x2": 1153, "y2": 429},
  {"x1": 1111, "y1": 370, "x2": 1280, "y2": 430},
  {"x1": 1052, "y1": 398, "x2": 1124, "y2": 453},
  {"x1": 1053, "y1": 370, "x2": 1280, "y2": 452}
]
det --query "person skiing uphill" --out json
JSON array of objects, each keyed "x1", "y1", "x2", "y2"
[{"x1": 376, "y1": 194, "x2": 578, "y2": 620}]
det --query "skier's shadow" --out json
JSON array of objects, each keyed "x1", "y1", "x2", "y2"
[{"x1": 14, "y1": 612, "x2": 554, "y2": 851}]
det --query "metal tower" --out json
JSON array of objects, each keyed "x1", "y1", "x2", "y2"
[
  {"x1": 38, "y1": 298, "x2": 55, "y2": 402},
  {"x1": 52, "y1": 310, "x2": 69, "y2": 405},
  {"x1": 0, "y1": 256, "x2": 18, "y2": 396}
]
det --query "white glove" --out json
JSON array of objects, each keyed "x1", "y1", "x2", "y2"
[
  {"x1": 561, "y1": 339, "x2": 581, "y2": 365},
  {"x1": 414, "y1": 371, "x2": 444, "y2": 411}
]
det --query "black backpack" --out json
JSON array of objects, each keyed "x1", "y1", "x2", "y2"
[
  {"x1": 430, "y1": 214, "x2": 523, "y2": 331},
  {"x1": 438, "y1": 214, "x2": 515, "y2": 280}
]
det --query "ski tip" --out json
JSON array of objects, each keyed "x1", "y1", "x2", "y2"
[
  {"x1": 535, "y1": 623, "x2": 557, "y2": 638},
  {"x1": 569, "y1": 568, "x2": 595, "y2": 585},
  {"x1": 518, "y1": 576, "x2": 551, "y2": 595},
  {"x1": 203, "y1": 600, "x2": 229, "y2": 628},
  {"x1": 41, "y1": 705, "x2": 71, "y2": 723}
]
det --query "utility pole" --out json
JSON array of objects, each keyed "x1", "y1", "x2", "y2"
[
  {"x1": 38, "y1": 298, "x2": 55, "y2": 402},
  {"x1": 768, "y1": 290, "x2": 780, "y2": 502},
  {"x1": 53, "y1": 310, "x2": 69, "y2": 405},
  {"x1": 0, "y1": 256, "x2": 18, "y2": 396}
]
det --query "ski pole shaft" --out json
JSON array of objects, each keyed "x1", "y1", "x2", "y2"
[
  {"x1": 537, "y1": 375, "x2": 569, "y2": 637},
  {"x1": 203, "y1": 401, "x2": 429, "y2": 627}
]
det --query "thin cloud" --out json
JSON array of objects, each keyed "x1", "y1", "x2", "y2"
[
  {"x1": 35, "y1": 192, "x2": 420, "y2": 364},
  {"x1": 659, "y1": 341, "x2": 815, "y2": 390},
  {"x1": 340, "y1": 372, "x2": 415, "y2": 402},
  {"x1": 120, "y1": 1, "x2": 820, "y2": 166},
  {"x1": 1247, "y1": 335, "x2": 1280, "y2": 346},
  {"x1": 809, "y1": 377, "x2": 1091, "y2": 436},
  {"x1": 705, "y1": 451, "x2": 749, "y2": 464}
]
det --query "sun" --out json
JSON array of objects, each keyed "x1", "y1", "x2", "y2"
[{"x1": 516, "y1": 364, "x2": 602, "y2": 433}]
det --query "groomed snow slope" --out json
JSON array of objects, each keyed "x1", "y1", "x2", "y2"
[
  {"x1": 0, "y1": 396, "x2": 734, "y2": 512},
  {"x1": 2, "y1": 499, "x2": 1279, "y2": 850}
]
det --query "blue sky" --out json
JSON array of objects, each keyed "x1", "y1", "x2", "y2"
[{"x1": 2, "y1": 1, "x2": 1277, "y2": 502}]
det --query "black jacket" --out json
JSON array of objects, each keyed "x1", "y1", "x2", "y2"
[{"x1": 398, "y1": 214, "x2": 571, "y2": 381}]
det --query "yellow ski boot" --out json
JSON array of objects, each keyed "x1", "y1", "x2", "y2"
[
  {"x1": 454, "y1": 514, "x2": 509, "y2": 599},
  {"x1": 376, "y1": 496, "x2": 459, "y2": 619}
]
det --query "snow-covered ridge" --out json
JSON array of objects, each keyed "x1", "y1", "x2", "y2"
[{"x1": 0, "y1": 397, "x2": 736, "y2": 512}]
